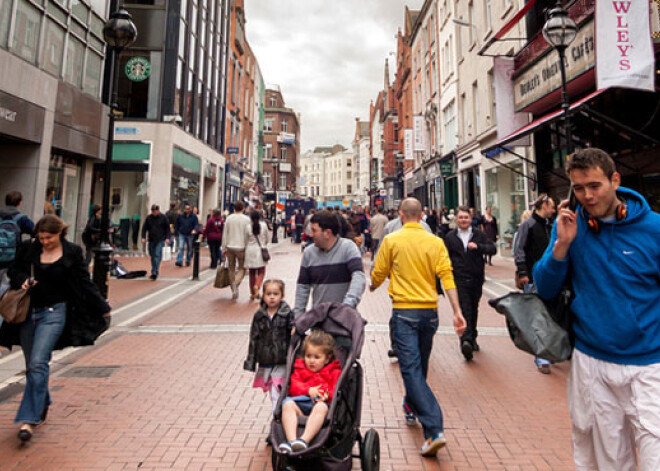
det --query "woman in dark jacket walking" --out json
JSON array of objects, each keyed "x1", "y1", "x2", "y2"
[
  {"x1": 203, "y1": 209, "x2": 224, "y2": 269},
  {"x1": 0, "y1": 215, "x2": 111, "y2": 442}
]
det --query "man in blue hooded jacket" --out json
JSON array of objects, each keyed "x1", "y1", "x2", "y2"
[{"x1": 534, "y1": 148, "x2": 660, "y2": 470}]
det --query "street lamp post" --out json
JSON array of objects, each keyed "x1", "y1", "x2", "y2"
[
  {"x1": 93, "y1": 9, "x2": 137, "y2": 298},
  {"x1": 542, "y1": 2, "x2": 577, "y2": 155}
]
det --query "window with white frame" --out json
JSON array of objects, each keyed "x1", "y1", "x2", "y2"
[
  {"x1": 461, "y1": 92, "x2": 469, "y2": 140},
  {"x1": 264, "y1": 143, "x2": 272, "y2": 159},
  {"x1": 270, "y1": 97, "x2": 277, "y2": 107},
  {"x1": 263, "y1": 172, "x2": 271, "y2": 189},
  {"x1": 281, "y1": 120, "x2": 288, "y2": 132},
  {"x1": 443, "y1": 100, "x2": 457, "y2": 152},
  {"x1": 280, "y1": 147, "x2": 287, "y2": 160},
  {"x1": 264, "y1": 118, "x2": 274, "y2": 132},
  {"x1": 279, "y1": 174, "x2": 287, "y2": 189}
]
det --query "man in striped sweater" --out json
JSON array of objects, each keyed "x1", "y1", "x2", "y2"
[{"x1": 294, "y1": 211, "x2": 366, "y2": 318}]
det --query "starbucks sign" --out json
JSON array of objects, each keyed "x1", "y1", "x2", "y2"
[{"x1": 125, "y1": 57, "x2": 151, "y2": 82}]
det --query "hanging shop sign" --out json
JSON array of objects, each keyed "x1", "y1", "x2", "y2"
[
  {"x1": 596, "y1": 0, "x2": 655, "y2": 91},
  {"x1": 413, "y1": 116, "x2": 425, "y2": 151},
  {"x1": 125, "y1": 57, "x2": 152, "y2": 82},
  {"x1": 440, "y1": 160, "x2": 454, "y2": 177},
  {"x1": 404, "y1": 129, "x2": 414, "y2": 160},
  {"x1": 514, "y1": 20, "x2": 595, "y2": 111}
]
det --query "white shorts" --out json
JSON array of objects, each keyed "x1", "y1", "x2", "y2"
[{"x1": 568, "y1": 349, "x2": 660, "y2": 471}]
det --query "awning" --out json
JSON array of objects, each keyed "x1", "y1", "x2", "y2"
[
  {"x1": 483, "y1": 88, "x2": 608, "y2": 155},
  {"x1": 478, "y1": 0, "x2": 537, "y2": 56}
]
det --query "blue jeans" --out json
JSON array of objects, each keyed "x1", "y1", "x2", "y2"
[
  {"x1": 177, "y1": 234, "x2": 193, "y2": 264},
  {"x1": 16, "y1": 302, "x2": 67, "y2": 424},
  {"x1": 148, "y1": 239, "x2": 165, "y2": 276},
  {"x1": 391, "y1": 308, "x2": 443, "y2": 438}
]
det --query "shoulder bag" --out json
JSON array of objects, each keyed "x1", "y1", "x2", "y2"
[
  {"x1": 255, "y1": 231, "x2": 271, "y2": 262},
  {"x1": 0, "y1": 265, "x2": 33, "y2": 324}
]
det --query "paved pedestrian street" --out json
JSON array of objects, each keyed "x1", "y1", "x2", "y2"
[{"x1": 0, "y1": 241, "x2": 573, "y2": 470}]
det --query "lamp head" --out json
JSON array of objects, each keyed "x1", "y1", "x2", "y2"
[
  {"x1": 103, "y1": 9, "x2": 138, "y2": 50},
  {"x1": 542, "y1": 4, "x2": 577, "y2": 49}
]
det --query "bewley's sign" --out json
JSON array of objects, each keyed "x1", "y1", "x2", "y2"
[
  {"x1": 514, "y1": 20, "x2": 595, "y2": 112},
  {"x1": 596, "y1": 1, "x2": 655, "y2": 91}
]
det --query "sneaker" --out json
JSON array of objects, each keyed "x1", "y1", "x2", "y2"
[
  {"x1": 402, "y1": 400, "x2": 416, "y2": 425},
  {"x1": 461, "y1": 341, "x2": 474, "y2": 361},
  {"x1": 279, "y1": 442, "x2": 293, "y2": 454},
  {"x1": 290, "y1": 438, "x2": 309, "y2": 452},
  {"x1": 420, "y1": 432, "x2": 447, "y2": 456},
  {"x1": 175, "y1": 262, "x2": 183, "y2": 267}
]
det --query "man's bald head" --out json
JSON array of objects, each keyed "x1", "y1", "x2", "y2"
[{"x1": 399, "y1": 198, "x2": 422, "y2": 223}]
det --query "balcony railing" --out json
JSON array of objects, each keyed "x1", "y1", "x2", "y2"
[{"x1": 514, "y1": 0, "x2": 595, "y2": 76}]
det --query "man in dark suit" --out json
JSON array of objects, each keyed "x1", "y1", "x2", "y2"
[{"x1": 444, "y1": 206, "x2": 496, "y2": 361}]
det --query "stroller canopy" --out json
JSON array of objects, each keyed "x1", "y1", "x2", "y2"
[{"x1": 294, "y1": 302, "x2": 367, "y2": 359}]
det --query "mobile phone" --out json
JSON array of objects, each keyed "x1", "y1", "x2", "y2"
[{"x1": 568, "y1": 187, "x2": 577, "y2": 211}]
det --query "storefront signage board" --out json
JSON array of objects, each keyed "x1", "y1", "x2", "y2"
[
  {"x1": 440, "y1": 160, "x2": 454, "y2": 177},
  {"x1": 514, "y1": 20, "x2": 595, "y2": 111},
  {"x1": 227, "y1": 147, "x2": 239, "y2": 154},
  {"x1": 0, "y1": 91, "x2": 44, "y2": 143}
]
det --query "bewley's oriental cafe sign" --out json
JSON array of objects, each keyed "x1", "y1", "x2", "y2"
[{"x1": 514, "y1": 20, "x2": 595, "y2": 112}]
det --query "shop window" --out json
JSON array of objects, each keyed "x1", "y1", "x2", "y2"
[
  {"x1": 46, "y1": 155, "x2": 81, "y2": 233},
  {"x1": 41, "y1": 19, "x2": 65, "y2": 77},
  {"x1": 171, "y1": 148, "x2": 201, "y2": 209},
  {"x1": 11, "y1": 0, "x2": 41, "y2": 64},
  {"x1": 64, "y1": 36, "x2": 85, "y2": 87},
  {"x1": 0, "y1": 0, "x2": 12, "y2": 48}
]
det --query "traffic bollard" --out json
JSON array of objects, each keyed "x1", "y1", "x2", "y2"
[{"x1": 192, "y1": 239, "x2": 200, "y2": 280}]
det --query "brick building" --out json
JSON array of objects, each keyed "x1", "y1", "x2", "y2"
[{"x1": 262, "y1": 86, "x2": 300, "y2": 203}]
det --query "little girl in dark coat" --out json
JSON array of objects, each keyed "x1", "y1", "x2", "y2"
[{"x1": 244, "y1": 279, "x2": 293, "y2": 412}]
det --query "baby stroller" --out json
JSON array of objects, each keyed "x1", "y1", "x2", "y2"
[{"x1": 270, "y1": 302, "x2": 380, "y2": 471}]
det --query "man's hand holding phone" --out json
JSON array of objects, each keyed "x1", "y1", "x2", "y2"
[{"x1": 553, "y1": 189, "x2": 579, "y2": 260}]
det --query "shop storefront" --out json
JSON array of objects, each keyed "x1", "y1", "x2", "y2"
[
  {"x1": 171, "y1": 147, "x2": 201, "y2": 209},
  {"x1": 46, "y1": 154, "x2": 82, "y2": 228},
  {"x1": 92, "y1": 142, "x2": 149, "y2": 250},
  {"x1": 410, "y1": 167, "x2": 426, "y2": 205},
  {"x1": 225, "y1": 164, "x2": 241, "y2": 209},
  {"x1": 440, "y1": 158, "x2": 458, "y2": 211}
]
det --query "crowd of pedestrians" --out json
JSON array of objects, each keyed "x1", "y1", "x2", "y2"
[{"x1": 0, "y1": 147, "x2": 657, "y2": 470}]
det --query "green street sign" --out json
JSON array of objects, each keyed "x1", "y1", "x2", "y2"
[{"x1": 125, "y1": 57, "x2": 152, "y2": 82}]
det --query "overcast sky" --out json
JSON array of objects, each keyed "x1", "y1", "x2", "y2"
[{"x1": 246, "y1": 0, "x2": 423, "y2": 152}]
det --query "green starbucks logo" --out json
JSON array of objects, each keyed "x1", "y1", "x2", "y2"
[{"x1": 125, "y1": 57, "x2": 151, "y2": 82}]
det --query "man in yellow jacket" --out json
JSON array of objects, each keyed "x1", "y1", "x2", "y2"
[{"x1": 371, "y1": 197, "x2": 466, "y2": 457}]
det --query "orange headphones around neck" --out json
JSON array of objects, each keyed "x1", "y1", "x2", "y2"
[{"x1": 582, "y1": 201, "x2": 627, "y2": 234}]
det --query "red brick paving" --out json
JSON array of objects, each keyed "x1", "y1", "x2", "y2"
[{"x1": 0, "y1": 243, "x2": 574, "y2": 470}]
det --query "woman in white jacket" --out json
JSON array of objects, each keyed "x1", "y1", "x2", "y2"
[{"x1": 244, "y1": 210, "x2": 270, "y2": 300}]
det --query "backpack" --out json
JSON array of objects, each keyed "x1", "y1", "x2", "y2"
[{"x1": 0, "y1": 213, "x2": 23, "y2": 263}]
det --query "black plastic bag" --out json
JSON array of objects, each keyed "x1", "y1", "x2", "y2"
[{"x1": 489, "y1": 290, "x2": 573, "y2": 363}]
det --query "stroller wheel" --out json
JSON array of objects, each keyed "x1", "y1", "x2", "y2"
[
  {"x1": 271, "y1": 449, "x2": 292, "y2": 471},
  {"x1": 360, "y1": 428, "x2": 380, "y2": 471}
]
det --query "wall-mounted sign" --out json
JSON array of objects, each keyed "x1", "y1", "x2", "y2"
[
  {"x1": 279, "y1": 162, "x2": 292, "y2": 173},
  {"x1": 440, "y1": 160, "x2": 454, "y2": 177},
  {"x1": 413, "y1": 116, "x2": 425, "y2": 151},
  {"x1": 227, "y1": 147, "x2": 239, "y2": 154},
  {"x1": 514, "y1": 20, "x2": 595, "y2": 111},
  {"x1": 404, "y1": 129, "x2": 414, "y2": 160},
  {"x1": 277, "y1": 132, "x2": 296, "y2": 144},
  {"x1": 115, "y1": 126, "x2": 139, "y2": 135},
  {"x1": 125, "y1": 57, "x2": 152, "y2": 82},
  {"x1": 0, "y1": 90, "x2": 45, "y2": 143}
]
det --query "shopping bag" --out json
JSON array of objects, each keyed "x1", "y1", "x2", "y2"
[
  {"x1": 214, "y1": 261, "x2": 231, "y2": 288},
  {"x1": 162, "y1": 245, "x2": 172, "y2": 261},
  {"x1": 488, "y1": 290, "x2": 573, "y2": 363}
]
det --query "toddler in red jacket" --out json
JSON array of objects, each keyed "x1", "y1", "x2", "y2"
[{"x1": 279, "y1": 330, "x2": 341, "y2": 454}]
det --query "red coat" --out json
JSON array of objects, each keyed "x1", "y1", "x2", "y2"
[
  {"x1": 204, "y1": 216, "x2": 224, "y2": 242},
  {"x1": 288, "y1": 358, "x2": 342, "y2": 401}
]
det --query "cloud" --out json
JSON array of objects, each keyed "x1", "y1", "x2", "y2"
[{"x1": 245, "y1": 0, "x2": 423, "y2": 151}]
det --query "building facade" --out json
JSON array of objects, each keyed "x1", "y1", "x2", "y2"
[
  {"x1": 262, "y1": 86, "x2": 300, "y2": 206},
  {"x1": 322, "y1": 148, "x2": 353, "y2": 205},
  {"x1": 0, "y1": 0, "x2": 111, "y2": 242},
  {"x1": 300, "y1": 146, "x2": 332, "y2": 201},
  {"x1": 96, "y1": 0, "x2": 231, "y2": 246},
  {"x1": 352, "y1": 118, "x2": 370, "y2": 205}
]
